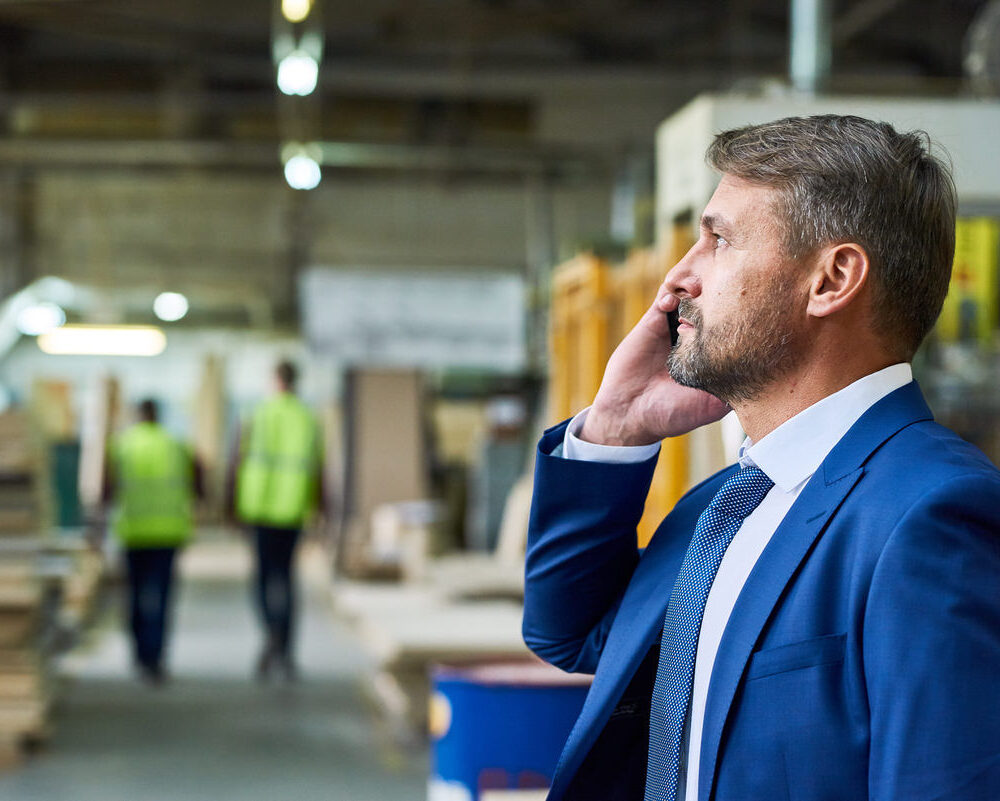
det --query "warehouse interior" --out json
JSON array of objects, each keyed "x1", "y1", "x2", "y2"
[{"x1": 0, "y1": 0, "x2": 999, "y2": 799}]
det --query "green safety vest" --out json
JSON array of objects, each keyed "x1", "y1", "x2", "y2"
[
  {"x1": 113, "y1": 422, "x2": 194, "y2": 548},
  {"x1": 236, "y1": 393, "x2": 320, "y2": 528}
]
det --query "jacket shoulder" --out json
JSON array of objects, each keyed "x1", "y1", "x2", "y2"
[{"x1": 871, "y1": 417, "x2": 1000, "y2": 481}]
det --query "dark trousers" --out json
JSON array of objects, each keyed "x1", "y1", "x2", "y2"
[
  {"x1": 253, "y1": 526, "x2": 301, "y2": 658},
  {"x1": 124, "y1": 547, "x2": 178, "y2": 670}
]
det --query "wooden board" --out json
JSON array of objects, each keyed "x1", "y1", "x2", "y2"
[{"x1": 339, "y1": 369, "x2": 430, "y2": 577}]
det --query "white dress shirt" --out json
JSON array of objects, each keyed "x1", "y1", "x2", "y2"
[{"x1": 562, "y1": 363, "x2": 913, "y2": 801}]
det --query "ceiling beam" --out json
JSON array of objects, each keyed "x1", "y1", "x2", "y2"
[{"x1": 0, "y1": 137, "x2": 613, "y2": 177}]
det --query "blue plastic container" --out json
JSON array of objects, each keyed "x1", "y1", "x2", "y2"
[{"x1": 429, "y1": 660, "x2": 591, "y2": 801}]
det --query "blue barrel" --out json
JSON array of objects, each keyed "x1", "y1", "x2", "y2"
[{"x1": 429, "y1": 659, "x2": 591, "y2": 801}]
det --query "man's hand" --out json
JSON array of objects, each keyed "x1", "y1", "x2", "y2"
[{"x1": 579, "y1": 288, "x2": 729, "y2": 446}]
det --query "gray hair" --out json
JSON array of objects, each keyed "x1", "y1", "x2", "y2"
[{"x1": 707, "y1": 115, "x2": 956, "y2": 360}]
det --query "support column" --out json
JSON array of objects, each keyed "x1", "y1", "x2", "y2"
[{"x1": 790, "y1": 0, "x2": 832, "y2": 94}]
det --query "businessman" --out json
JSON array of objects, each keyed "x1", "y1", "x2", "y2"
[{"x1": 523, "y1": 115, "x2": 1000, "y2": 801}]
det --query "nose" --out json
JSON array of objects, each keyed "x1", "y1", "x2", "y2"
[{"x1": 663, "y1": 241, "x2": 702, "y2": 299}]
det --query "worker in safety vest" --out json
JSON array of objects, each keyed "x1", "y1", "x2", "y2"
[
  {"x1": 108, "y1": 398, "x2": 201, "y2": 684},
  {"x1": 233, "y1": 360, "x2": 323, "y2": 681}
]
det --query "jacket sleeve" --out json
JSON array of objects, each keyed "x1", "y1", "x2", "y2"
[
  {"x1": 865, "y1": 473, "x2": 1000, "y2": 801},
  {"x1": 522, "y1": 420, "x2": 659, "y2": 675}
]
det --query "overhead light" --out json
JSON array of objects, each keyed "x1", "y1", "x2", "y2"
[
  {"x1": 282, "y1": 0, "x2": 312, "y2": 23},
  {"x1": 16, "y1": 302, "x2": 66, "y2": 336},
  {"x1": 38, "y1": 325, "x2": 166, "y2": 356},
  {"x1": 153, "y1": 291, "x2": 189, "y2": 322},
  {"x1": 277, "y1": 50, "x2": 318, "y2": 96},
  {"x1": 284, "y1": 154, "x2": 322, "y2": 190}
]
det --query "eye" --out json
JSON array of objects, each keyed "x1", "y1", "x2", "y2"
[{"x1": 713, "y1": 233, "x2": 728, "y2": 249}]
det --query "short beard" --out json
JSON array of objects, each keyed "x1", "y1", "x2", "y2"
[{"x1": 667, "y1": 292, "x2": 805, "y2": 405}]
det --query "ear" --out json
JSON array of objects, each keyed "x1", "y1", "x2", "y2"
[{"x1": 806, "y1": 242, "x2": 870, "y2": 319}]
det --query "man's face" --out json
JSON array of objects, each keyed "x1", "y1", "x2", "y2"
[{"x1": 665, "y1": 175, "x2": 811, "y2": 404}]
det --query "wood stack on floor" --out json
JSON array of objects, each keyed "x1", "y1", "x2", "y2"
[
  {"x1": 0, "y1": 411, "x2": 52, "y2": 763},
  {"x1": 58, "y1": 546, "x2": 103, "y2": 632},
  {"x1": 331, "y1": 473, "x2": 536, "y2": 737},
  {"x1": 0, "y1": 554, "x2": 50, "y2": 766}
]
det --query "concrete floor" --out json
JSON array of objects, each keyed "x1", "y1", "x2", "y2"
[{"x1": 0, "y1": 537, "x2": 428, "y2": 801}]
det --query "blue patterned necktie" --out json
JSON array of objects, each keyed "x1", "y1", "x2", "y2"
[{"x1": 644, "y1": 464, "x2": 774, "y2": 801}]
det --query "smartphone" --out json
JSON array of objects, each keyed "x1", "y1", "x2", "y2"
[{"x1": 667, "y1": 309, "x2": 680, "y2": 347}]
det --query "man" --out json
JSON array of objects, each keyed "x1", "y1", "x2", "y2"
[
  {"x1": 109, "y1": 399, "x2": 200, "y2": 684},
  {"x1": 523, "y1": 115, "x2": 1000, "y2": 801},
  {"x1": 234, "y1": 360, "x2": 323, "y2": 680}
]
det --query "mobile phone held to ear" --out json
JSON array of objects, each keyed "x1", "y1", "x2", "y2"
[{"x1": 667, "y1": 309, "x2": 680, "y2": 347}]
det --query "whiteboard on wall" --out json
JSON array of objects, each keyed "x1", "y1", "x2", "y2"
[{"x1": 299, "y1": 267, "x2": 526, "y2": 371}]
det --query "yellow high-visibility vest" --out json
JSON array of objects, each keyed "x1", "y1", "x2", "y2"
[
  {"x1": 113, "y1": 422, "x2": 194, "y2": 548},
  {"x1": 236, "y1": 393, "x2": 320, "y2": 528}
]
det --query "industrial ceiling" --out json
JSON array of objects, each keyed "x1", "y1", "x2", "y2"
[
  {"x1": 0, "y1": 0, "x2": 994, "y2": 325},
  {"x1": 0, "y1": 1, "x2": 990, "y2": 142}
]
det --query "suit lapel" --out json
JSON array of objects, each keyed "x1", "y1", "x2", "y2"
[
  {"x1": 696, "y1": 465, "x2": 863, "y2": 801},
  {"x1": 697, "y1": 381, "x2": 934, "y2": 801}
]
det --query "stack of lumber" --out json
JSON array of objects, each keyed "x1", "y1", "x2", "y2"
[
  {"x1": 0, "y1": 411, "x2": 51, "y2": 763},
  {"x1": 0, "y1": 551, "x2": 50, "y2": 765},
  {"x1": 333, "y1": 581, "x2": 527, "y2": 737},
  {"x1": 0, "y1": 412, "x2": 47, "y2": 536},
  {"x1": 58, "y1": 546, "x2": 103, "y2": 630},
  {"x1": 330, "y1": 473, "x2": 536, "y2": 737}
]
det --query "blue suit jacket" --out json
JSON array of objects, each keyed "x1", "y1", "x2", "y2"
[{"x1": 523, "y1": 382, "x2": 1000, "y2": 801}]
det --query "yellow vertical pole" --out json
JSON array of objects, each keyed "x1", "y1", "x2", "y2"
[
  {"x1": 549, "y1": 254, "x2": 613, "y2": 423},
  {"x1": 549, "y1": 291, "x2": 571, "y2": 422}
]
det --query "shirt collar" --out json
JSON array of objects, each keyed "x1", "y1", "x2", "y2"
[{"x1": 738, "y1": 363, "x2": 913, "y2": 493}]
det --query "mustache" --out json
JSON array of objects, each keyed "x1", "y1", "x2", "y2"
[{"x1": 677, "y1": 299, "x2": 701, "y2": 329}]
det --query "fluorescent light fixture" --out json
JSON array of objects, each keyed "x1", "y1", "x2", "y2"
[
  {"x1": 16, "y1": 302, "x2": 66, "y2": 336},
  {"x1": 38, "y1": 325, "x2": 166, "y2": 356},
  {"x1": 277, "y1": 50, "x2": 319, "y2": 96},
  {"x1": 284, "y1": 154, "x2": 321, "y2": 190},
  {"x1": 282, "y1": 0, "x2": 312, "y2": 23},
  {"x1": 153, "y1": 291, "x2": 189, "y2": 322}
]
